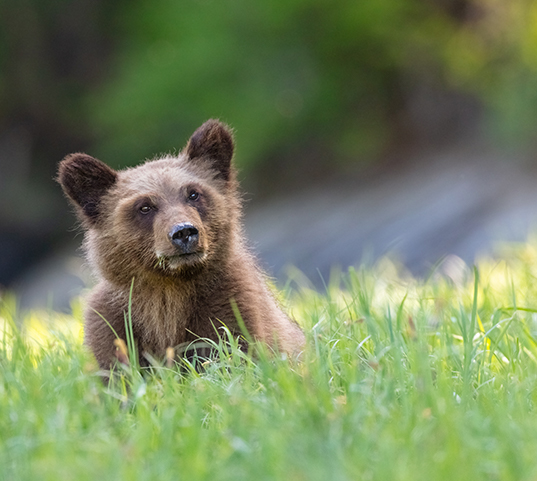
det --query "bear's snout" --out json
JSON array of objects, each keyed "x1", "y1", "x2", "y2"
[{"x1": 168, "y1": 223, "x2": 200, "y2": 254}]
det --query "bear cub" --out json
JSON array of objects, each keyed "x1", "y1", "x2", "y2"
[{"x1": 58, "y1": 119, "x2": 305, "y2": 370}]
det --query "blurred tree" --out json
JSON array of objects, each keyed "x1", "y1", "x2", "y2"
[
  {"x1": 0, "y1": 0, "x2": 121, "y2": 285},
  {"x1": 87, "y1": 0, "x2": 463, "y2": 178},
  {"x1": 86, "y1": 0, "x2": 537, "y2": 179},
  {"x1": 440, "y1": 0, "x2": 537, "y2": 148}
]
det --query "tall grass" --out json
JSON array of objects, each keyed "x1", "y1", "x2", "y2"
[{"x1": 3, "y1": 244, "x2": 537, "y2": 480}]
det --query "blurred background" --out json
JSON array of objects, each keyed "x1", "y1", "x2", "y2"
[{"x1": 2, "y1": 0, "x2": 537, "y2": 309}]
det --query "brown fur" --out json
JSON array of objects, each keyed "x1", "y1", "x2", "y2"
[{"x1": 58, "y1": 119, "x2": 305, "y2": 370}]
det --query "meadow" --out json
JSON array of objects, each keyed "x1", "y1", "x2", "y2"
[{"x1": 3, "y1": 244, "x2": 537, "y2": 480}]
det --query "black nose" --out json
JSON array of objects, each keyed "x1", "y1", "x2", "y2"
[{"x1": 168, "y1": 223, "x2": 199, "y2": 254}]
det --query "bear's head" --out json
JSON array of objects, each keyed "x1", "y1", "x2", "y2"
[{"x1": 58, "y1": 119, "x2": 240, "y2": 285}]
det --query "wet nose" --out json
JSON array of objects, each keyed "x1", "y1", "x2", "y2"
[{"x1": 168, "y1": 223, "x2": 199, "y2": 253}]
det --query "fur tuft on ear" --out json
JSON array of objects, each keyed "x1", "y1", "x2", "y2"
[
  {"x1": 57, "y1": 153, "x2": 117, "y2": 224},
  {"x1": 185, "y1": 119, "x2": 234, "y2": 181}
]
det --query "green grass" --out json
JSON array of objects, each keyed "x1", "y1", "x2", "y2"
[{"x1": 4, "y1": 244, "x2": 537, "y2": 480}]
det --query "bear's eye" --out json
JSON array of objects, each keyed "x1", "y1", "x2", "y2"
[
  {"x1": 188, "y1": 191, "x2": 200, "y2": 201},
  {"x1": 139, "y1": 204, "x2": 153, "y2": 214}
]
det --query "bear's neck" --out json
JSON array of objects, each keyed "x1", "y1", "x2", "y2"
[{"x1": 119, "y1": 249, "x2": 243, "y2": 354}]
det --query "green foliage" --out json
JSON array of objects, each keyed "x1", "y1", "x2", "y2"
[
  {"x1": 440, "y1": 1, "x2": 537, "y2": 148},
  {"x1": 86, "y1": 0, "x2": 537, "y2": 171},
  {"x1": 2, "y1": 1, "x2": 536, "y2": 176},
  {"x1": 4, "y1": 244, "x2": 537, "y2": 479},
  {"x1": 87, "y1": 0, "x2": 455, "y2": 169}
]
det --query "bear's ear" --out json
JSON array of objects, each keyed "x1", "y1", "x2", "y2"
[
  {"x1": 57, "y1": 153, "x2": 117, "y2": 224},
  {"x1": 185, "y1": 119, "x2": 234, "y2": 181}
]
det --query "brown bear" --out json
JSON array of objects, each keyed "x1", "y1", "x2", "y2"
[{"x1": 58, "y1": 119, "x2": 305, "y2": 371}]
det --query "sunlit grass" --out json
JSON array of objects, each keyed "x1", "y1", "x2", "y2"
[{"x1": 4, "y1": 244, "x2": 537, "y2": 480}]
